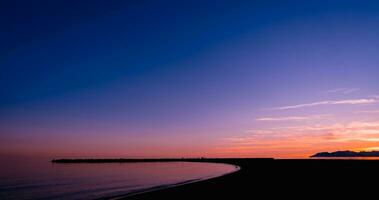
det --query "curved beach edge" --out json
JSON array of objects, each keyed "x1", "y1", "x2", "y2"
[{"x1": 105, "y1": 163, "x2": 241, "y2": 200}]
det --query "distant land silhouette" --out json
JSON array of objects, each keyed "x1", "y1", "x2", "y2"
[{"x1": 311, "y1": 150, "x2": 379, "y2": 157}]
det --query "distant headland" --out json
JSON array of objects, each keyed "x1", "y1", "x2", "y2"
[{"x1": 311, "y1": 150, "x2": 379, "y2": 157}]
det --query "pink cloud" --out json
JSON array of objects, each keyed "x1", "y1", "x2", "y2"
[{"x1": 217, "y1": 120, "x2": 379, "y2": 158}]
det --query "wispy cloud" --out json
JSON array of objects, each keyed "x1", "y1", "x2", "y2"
[
  {"x1": 362, "y1": 147, "x2": 379, "y2": 151},
  {"x1": 218, "y1": 121, "x2": 379, "y2": 158},
  {"x1": 323, "y1": 88, "x2": 359, "y2": 94},
  {"x1": 354, "y1": 110, "x2": 379, "y2": 114},
  {"x1": 256, "y1": 114, "x2": 332, "y2": 122},
  {"x1": 240, "y1": 121, "x2": 379, "y2": 143},
  {"x1": 268, "y1": 98, "x2": 377, "y2": 110}
]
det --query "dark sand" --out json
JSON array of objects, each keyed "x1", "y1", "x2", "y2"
[{"x1": 118, "y1": 158, "x2": 378, "y2": 199}]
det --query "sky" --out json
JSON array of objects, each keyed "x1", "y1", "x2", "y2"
[{"x1": 1, "y1": 0, "x2": 379, "y2": 158}]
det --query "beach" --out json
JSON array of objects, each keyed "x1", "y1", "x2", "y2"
[{"x1": 120, "y1": 158, "x2": 379, "y2": 199}]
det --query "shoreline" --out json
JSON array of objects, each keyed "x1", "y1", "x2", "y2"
[
  {"x1": 106, "y1": 163, "x2": 240, "y2": 200},
  {"x1": 51, "y1": 158, "x2": 379, "y2": 199},
  {"x1": 51, "y1": 158, "x2": 273, "y2": 163},
  {"x1": 117, "y1": 158, "x2": 379, "y2": 199}
]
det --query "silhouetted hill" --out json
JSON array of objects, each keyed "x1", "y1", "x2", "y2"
[{"x1": 311, "y1": 150, "x2": 379, "y2": 157}]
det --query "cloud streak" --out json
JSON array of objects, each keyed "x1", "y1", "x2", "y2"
[
  {"x1": 256, "y1": 114, "x2": 332, "y2": 122},
  {"x1": 354, "y1": 110, "x2": 379, "y2": 114},
  {"x1": 218, "y1": 121, "x2": 379, "y2": 158},
  {"x1": 323, "y1": 88, "x2": 359, "y2": 94},
  {"x1": 268, "y1": 98, "x2": 377, "y2": 110}
]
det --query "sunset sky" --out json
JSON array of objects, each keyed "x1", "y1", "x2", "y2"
[{"x1": 1, "y1": 0, "x2": 379, "y2": 158}]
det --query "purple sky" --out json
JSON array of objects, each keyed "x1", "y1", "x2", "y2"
[{"x1": 1, "y1": 0, "x2": 379, "y2": 158}]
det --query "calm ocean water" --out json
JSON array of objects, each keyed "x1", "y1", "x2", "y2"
[{"x1": 0, "y1": 158, "x2": 238, "y2": 200}]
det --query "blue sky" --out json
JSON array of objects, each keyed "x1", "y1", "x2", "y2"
[{"x1": 1, "y1": 0, "x2": 379, "y2": 158}]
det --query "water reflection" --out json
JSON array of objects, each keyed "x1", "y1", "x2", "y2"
[{"x1": 0, "y1": 158, "x2": 238, "y2": 200}]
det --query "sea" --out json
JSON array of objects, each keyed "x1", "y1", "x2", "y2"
[{"x1": 0, "y1": 157, "x2": 238, "y2": 200}]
